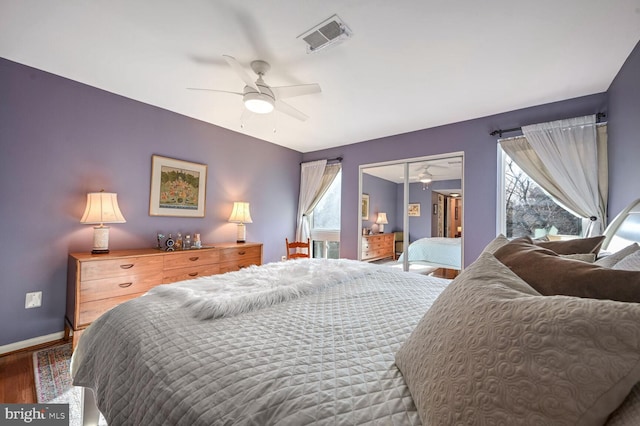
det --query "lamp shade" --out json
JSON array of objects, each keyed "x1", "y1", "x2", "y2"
[
  {"x1": 228, "y1": 202, "x2": 253, "y2": 223},
  {"x1": 375, "y1": 212, "x2": 388, "y2": 225},
  {"x1": 80, "y1": 191, "x2": 126, "y2": 225}
]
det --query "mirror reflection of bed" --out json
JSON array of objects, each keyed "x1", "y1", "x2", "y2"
[{"x1": 359, "y1": 153, "x2": 464, "y2": 276}]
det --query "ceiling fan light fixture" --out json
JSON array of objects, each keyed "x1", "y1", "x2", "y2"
[{"x1": 244, "y1": 92, "x2": 274, "y2": 114}]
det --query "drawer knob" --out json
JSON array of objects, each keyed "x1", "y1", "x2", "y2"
[
  {"x1": 238, "y1": 251, "x2": 246, "y2": 255},
  {"x1": 188, "y1": 272, "x2": 198, "y2": 277},
  {"x1": 120, "y1": 264, "x2": 134, "y2": 269},
  {"x1": 118, "y1": 282, "x2": 133, "y2": 288},
  {"x1": 189, "y1": 257, "x2": 199, "y2": 262}
]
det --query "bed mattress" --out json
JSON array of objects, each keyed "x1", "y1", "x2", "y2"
[
  {"x1": 397, "y1": 237, "x2": 462, "y2": 270},
  {"x1": 71, "y1": 260, "x2": 450, "y2": 425}
]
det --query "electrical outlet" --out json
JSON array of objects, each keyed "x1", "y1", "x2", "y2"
[
  {"x1": 281, "y1": 256, "x2": 287, "y2": 261},
  {"x1": 25, "y1": 291, "x2": 42, "y2": 309}
]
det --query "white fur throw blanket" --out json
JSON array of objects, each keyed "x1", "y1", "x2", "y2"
[{"x1": 147, "y1": 258, "x2": 381, "y2": 319}]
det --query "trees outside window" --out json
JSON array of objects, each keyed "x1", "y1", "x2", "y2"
[
  {"x1": 501, "y1": 151, "x2": 581, "y2": 238},
  {"x1": 310, "y1": 170, "x2": 341, "y2": 258}
]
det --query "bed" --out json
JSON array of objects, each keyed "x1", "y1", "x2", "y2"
[
  {"x1": 396, "y1": 237, "x2": 462, "y2": 270},
  {"x1": 72, "y1": 200, "x2": 640, "y2": 425}
]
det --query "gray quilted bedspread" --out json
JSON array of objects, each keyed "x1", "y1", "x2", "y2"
[{"x1": 72, "y1": 261, "x2": 450, "y2": 425}]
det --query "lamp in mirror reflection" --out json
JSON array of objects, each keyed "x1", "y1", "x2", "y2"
[
  {"x1": 376, "y1": 212, "x2": 388, "y2": 233},
  {"x1": 80, "y1": 190, "x2": 126, "y2": 254},
  {"x1": 228, "y1": 201, "x2": 253, "y2": 243}
]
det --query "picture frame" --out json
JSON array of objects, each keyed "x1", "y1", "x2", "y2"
[
  {"x1": 362, "y1": 194, "x2": 370, "y2": 220},
  {"x1": 433, "y1": 203, "x2": 438, "y2": 215},
  {"x1": 408, "y1": 203, "x2": 421, "y2": 217},
  {"x1": 149, "y1": 155, "x2": 207, "y2": 217}
]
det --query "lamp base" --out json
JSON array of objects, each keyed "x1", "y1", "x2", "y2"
[
  {"x1": 236, "y1": 223, "x2": 246, "y2": 243},
  {"x1": 92, "y1": 226, "x2": 111, "y2": 254}
]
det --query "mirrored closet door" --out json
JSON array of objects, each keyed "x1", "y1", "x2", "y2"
[{"x1": 359, "y1": 152, "x2": 464, "y2": 274}]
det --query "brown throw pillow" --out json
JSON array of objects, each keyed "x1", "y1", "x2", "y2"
[
  {"x1": 395, "y1": 252, "x2": 640, "y2": 426},
  {"x1": 534, "y1": 235, "x2": 605, "y2": 255},
  {"x1": 493, "y1": 237, "x2": 640, "y2": 302}
]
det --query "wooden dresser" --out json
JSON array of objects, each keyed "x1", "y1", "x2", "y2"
[
  {"x1": 361, "y1": 233, "x2": 395, "y2": 262},
  {"x1": 65, "y1": 242, "x2": 262, "y2": 349}
]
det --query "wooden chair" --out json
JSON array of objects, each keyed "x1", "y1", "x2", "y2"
[{"x1": 285, "y1": 238, "x2": 311, "y2": 259}]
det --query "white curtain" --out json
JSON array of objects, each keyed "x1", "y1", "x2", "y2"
[
  {"x1": 295, "y1": 160, "x2": 341, "y2": 241},
  {"x1": 500, "y1": 115, "x2": 608, "y2": 236}
]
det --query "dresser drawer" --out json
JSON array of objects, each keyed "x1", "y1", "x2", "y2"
[
  {"x1": 78, "y1": 292, "x2": 146, "y2": 326},
  {"x1": 80, "y1": 271, "x2": 164, "y2": 302},
  {"x1": 163, "y1": 250, "x2": 220, "y2": 270},
  {"x1": 362, "y1": 234, "x2": 394, "y2": 261},
  {"x1": 81, "y1": 256, "x2": 163, "y2": 281},
  {"x1": 219, "y1": 256, "x2": 261, "y2": 274},
  {"x1": 163, "y1": 265, "x2": 221, "y2": 283},
  {"x1": 219, "y1": 245, "x2": 262, "y2": 263}
]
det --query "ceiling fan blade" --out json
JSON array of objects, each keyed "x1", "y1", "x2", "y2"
[
  {"x1": 271, "y1": 83, "x2": 321, "y2": 99},
  {"x1": 187, "y1": 88, "x2": 243, "y2": 96},
  {"x1": 274, "y1": 100, "x2": 309, "y2": 121},
  {"x1": 222, "y1": 55, "x2": 260, "y2": 93}
]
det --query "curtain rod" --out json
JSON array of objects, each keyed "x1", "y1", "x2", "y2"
[
  {"x1": 300, "y1": 156, "x2": 343, "y2": 165},
  {"x1": 489, "y1": 112, "x2": 607, "y2": 138}
]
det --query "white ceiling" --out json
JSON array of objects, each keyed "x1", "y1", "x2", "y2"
[
  {"x1": 363, "y1": 157, "x2": 463, "y2": 184},
  {"x1": 2, "y1": 1, "x2": 640, "y2": 153}
]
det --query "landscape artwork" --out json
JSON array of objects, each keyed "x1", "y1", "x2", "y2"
[{"x1": 149, "y1": 155, "x2": 207, "y2": 217}]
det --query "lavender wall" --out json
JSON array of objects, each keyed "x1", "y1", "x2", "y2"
[
  {"x1": 403, "y1": 179, "x2": 462, "y2": 242},
  {"x1": 361, "y1": 174, "x2": 397, "y2": 231},
  {"x1": 2, "y1": 40, "x2": 638, "y2": 347},
  {"x1": 607, "y1": 41, "x2": 640, "y2": 217},
  {"x1": 0, "y1": 59, "x2": 302, "y2": 346},
  {"x1": 303, "y1": 93, "x2": 608, "y2": 265}
]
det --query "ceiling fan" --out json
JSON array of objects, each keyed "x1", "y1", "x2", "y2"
[
  {"x1": 188, "y1": 55, "x2": 321, "y2": 121},
  {"x1": 415, "y1": 164, "x2": 449, "y2": 190}
]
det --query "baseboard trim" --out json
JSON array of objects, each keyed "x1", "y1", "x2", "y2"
[{"x1": 0, "y1": 331, "x2": 65, "y2": 355}]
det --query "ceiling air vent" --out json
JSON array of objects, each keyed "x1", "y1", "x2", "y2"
[{"x1": 298, "y1": 14, "x2": 352, "y2": 54}]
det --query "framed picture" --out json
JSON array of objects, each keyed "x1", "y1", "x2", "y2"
[
  {"x1": 433, "y1": 203, "x2": 438, "y2": 215},
  {"x1": 362, "y1": 194, "x2": 370, "y2": 220},
  {"x1": 149, "y1": 155, "x2": 207, "y2": 217},
  {"x1": 408, "y1": 203, "x2": 421, "y2": 217}
]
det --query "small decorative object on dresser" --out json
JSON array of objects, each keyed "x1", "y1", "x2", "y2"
[
  {"x1": 361, "y1": 233, "x2": 395, "y2": 262},
  {"x1": 65, "y1": 242, "x2": 263, "y2": 350}
]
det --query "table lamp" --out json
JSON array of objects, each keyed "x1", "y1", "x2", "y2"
[
  {"x1": 376, "y1": 212, "x2": 388, "y2": 233},
  {"x1": 228, "y1": 201, "x2": 253, "y2": 243},
  {"x1": 80, "y1": 190, "x2": 126, "y2": 254}
]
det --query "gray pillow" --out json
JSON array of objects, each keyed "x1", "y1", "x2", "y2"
[
  {"x1": 613, "y1": 250, "x2": 640, "y2": 271},
  {"x1": 481, "y1": 234, "x2": 509, "y2": 254},
  {"x1": 395, "y1": 252, "x2": 640, "y2": 426},
  {"x1": 596, "y1": 243, "x2": 640, "y2": 268}
]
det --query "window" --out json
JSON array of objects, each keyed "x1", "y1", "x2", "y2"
[
  {"x1": 498, "y1": 148, "x2": 583, "y2": 239},
  {"x1": 310, "y1": 169, "x2": 341, "y2": 258}
]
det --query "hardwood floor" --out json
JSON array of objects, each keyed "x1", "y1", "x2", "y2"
[{"x1": 0, "y1": 340, "x2": 64, "y2": 403}]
